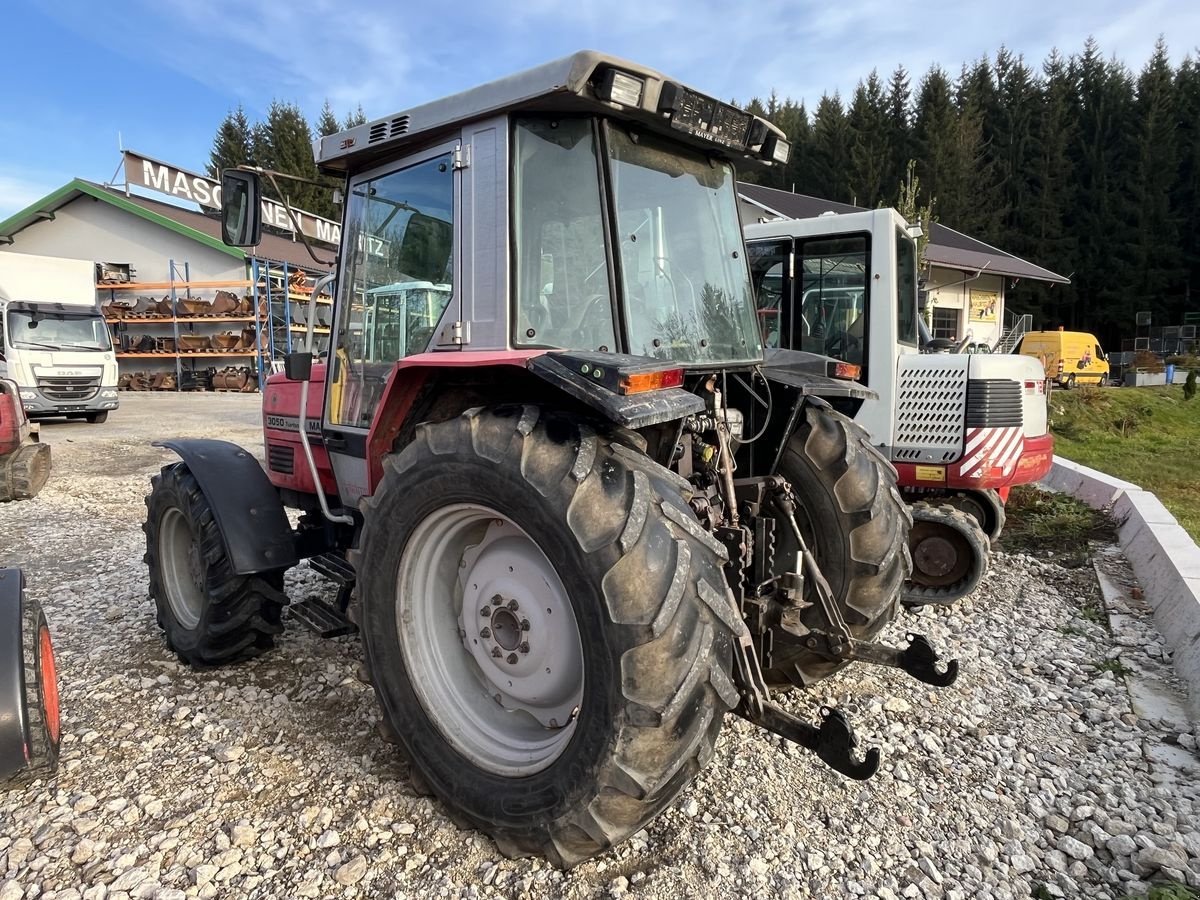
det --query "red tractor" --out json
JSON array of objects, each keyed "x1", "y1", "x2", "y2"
[
  {"x1": 143, "y1": 52, "x2": 957, "y2": 866},
  {"x1": 0, "y1": 383, "x2": 59, "y2": 787}
]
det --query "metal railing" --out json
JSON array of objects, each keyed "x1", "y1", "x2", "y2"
[{"x1": 994, "y1": 313, "x2": 1031, "y2": 354}]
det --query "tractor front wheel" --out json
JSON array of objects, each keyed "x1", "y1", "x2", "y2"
[
  {"x1": 355, "y1": 406, "x2": 741, "y2": 867},
  {"x1": 0, "y1": 569, "x2": 60, "y2": 788},
  {"x1": 143, "y1": 463, "x2": 287, "y2": 666}
]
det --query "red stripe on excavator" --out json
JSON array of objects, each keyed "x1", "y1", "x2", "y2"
[{"x1": 894, "y1": 432, "x2": 1054, "y2": 489}]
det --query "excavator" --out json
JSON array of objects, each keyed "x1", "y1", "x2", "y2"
[{"x1": 746, "y1": 208, "x2": 1054, "y2": 604}]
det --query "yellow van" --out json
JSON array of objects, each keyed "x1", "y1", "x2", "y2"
[{"x1": 1015, "y1": 329, "x2": 1110, "y2": 387}]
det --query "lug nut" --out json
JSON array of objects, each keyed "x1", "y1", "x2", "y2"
[
  {"x1": 481, "y1": 606, "x2": 493, "y2": 617},
  {"x1": 492, "y1": 595, "x2": 503, "y2": 606},
  {"x1": 507, "y1": 599, "x2": 520, "y2": 611},
  {"x1": 491, "y1": 647, "x2": 502, "y2": 658},
  {"x1": 520, "y1": 619, "x2": 530, "y2": 631},
  {"x1": 480, "y1": 627, "x2": 491, "y2": 639},
  {"x1": 518, "y1": 641, "x2": 530, "y2": 654},
  {"x1": 506, "y1": 653, "x2": 519, "y2": 665}
]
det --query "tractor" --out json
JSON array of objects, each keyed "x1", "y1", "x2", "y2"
[
  {"x1": 745, "y1": 209, "x2": 1054, "y2": 605},
  {"x1": 142, "y1": 52, "x2": 957, "y2": 866},
  {"x1": 0, "y1": 382, "x2": 59, "y2": 787}
]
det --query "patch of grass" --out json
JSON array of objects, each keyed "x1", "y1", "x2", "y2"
[
  {"x1": 1000, "y1": 484, "x2": 1117, "y2": 556},
  {"x1": 1049, "y1": 385, "x2": 1200, "y2": 541},
  {"x1": 1121, "y1": 883, "x2": 1200, "y2": 900},
  {"x1": 1093, "y1": 658, "x2": 1134, "y2": 678}
]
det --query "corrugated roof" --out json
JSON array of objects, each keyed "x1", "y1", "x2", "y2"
[
  {"x1": 0, "y1": 179, "x2": 332, "y2": 274},
  {"x1": 738, "y1": 182, "x2": 1070, "y2": 285}
]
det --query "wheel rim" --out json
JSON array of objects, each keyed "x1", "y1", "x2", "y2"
[
  {"x1": 396, "y1": 503, "x2": 585, "y2": 776},
  {"x1": 910, "y1": 521, "x2": 972, "y2": 586},
  {"x1": 159, "y1": 507, "x2": 205, "y2": 630}
]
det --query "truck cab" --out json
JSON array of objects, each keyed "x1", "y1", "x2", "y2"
[{"x1": 0, "y1": 253, "x2": 119, "y2": 423}]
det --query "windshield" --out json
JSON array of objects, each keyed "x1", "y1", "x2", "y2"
[
  {"x1": 5, "y1": 308, "x2": 111, "y2": 351},
  {"x1": 607, "y1": 126, "x2": 761, "y2": 365}
]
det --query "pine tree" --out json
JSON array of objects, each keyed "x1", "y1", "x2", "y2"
[
  {"x1": 207, "y1": 106, "x2": 253, "y2": 180},
  {"x1": 885, "y1": 66, "x2": 914, "y2": 195},
  {"x1": 343, "y1": 105, "x2": 368, "y2": 130},
  {"x1": 1131, "y1": 38, "x2": 1182, "y2": 322},
  {"x1": 809, "y1": 94, "x2": 852, "y2": 202},
  {"x1": 317, "y1": 100, "x2": 341, "y2": 137},
  {"x1": 1174, "y1": 56, "x2": 1200, "y2": 314},
  {"x1": 846, "y1": 71, "x2": 892, "y2": 206},
  {"x1": 263, "y1": 100, "x2": 320, "y2": 213}
]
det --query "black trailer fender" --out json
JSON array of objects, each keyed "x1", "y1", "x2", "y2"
[
  {"x1": 0, "y1": 567, "x2": 59, "y2": 787},
  {"x1": 152, "y1": 439, "x2": 298, "y2": 575}
]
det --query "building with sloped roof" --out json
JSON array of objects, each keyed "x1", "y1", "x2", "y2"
[{"x1": 738, "y1": 182, "x2": 1069, "y2": 349}]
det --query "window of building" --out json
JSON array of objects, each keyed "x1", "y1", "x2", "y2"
[{"x1": 932, "y1": 308, "x2": 960, "y2": 341}]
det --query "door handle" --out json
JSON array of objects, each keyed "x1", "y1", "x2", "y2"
[{"x1": 324, "y1": 434, "x2": 348, "y2": 451}]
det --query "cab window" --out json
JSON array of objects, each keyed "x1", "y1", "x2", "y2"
[
  {"x1": 331, "y1": 153, "x2": 455, "y2": 428},
  {"x1": 748, "y1": 239, "x2": 789, "y2": 349},
  {"x1": 895, "y1": 227, "x2": 918, "y2": 345},
  {"x1": 796, "y1": 234, "x2": 869, "y2": 373}
]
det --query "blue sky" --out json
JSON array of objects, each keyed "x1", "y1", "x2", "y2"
[{"x1": 3, "y1": 0, "x2": 1197, "y2": 219}]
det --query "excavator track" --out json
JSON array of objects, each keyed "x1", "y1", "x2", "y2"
[{"x1": 902, "y1": 501, "x2": 990, "y2": 606}]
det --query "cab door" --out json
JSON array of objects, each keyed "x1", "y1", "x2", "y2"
[{"x1": 323, "y1": 140, "x2": 460, "y2": 506}]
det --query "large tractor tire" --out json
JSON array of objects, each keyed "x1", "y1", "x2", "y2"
[
  {"x1": 0, "y1": 568, "x2": 60, "y2": 788},
  {"x1": 143, "y1": 463, "x2": 287, "y2": 666},
  {"x1": 902, "y1": 501, "x2": 990, "y2": 606},
  {"x1": 354, "y1": 406, "x2": 741, "y2": 868},
  {"x1": 0, "y1": 442, "x2": 52, "y2": 502},
  {"x1": 765, "y1": 404, "x2": 911, "y2": 688}
]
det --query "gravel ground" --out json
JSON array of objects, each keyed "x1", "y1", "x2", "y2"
[{"x1": 1, "y1": 394, "x2": 1198, "y2": 900}]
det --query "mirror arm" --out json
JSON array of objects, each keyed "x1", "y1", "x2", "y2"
[{"x1": 238, "y1": 166, "x2": 337, "y2": 268}]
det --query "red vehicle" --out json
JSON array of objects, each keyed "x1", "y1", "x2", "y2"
[{"x1": 143, "y1": 52, "x2": 957, "y2": 866}]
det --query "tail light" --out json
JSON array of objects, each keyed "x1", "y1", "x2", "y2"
[{"x1": 618, "y1": 369, "x2": 684, "y2": 395}]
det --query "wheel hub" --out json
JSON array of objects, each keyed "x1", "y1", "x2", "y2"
[{"x1": 913, "y1": 534, "x2": 957, "y2": 577}]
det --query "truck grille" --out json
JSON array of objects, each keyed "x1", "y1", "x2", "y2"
[
  {"x1": 267, "y1": 443, "x2": 294, "y2": 475},
  {"x1": 893, "y1": 359, "x2": 968, "y2": 462},
  {"x1": 36, "y1": 375, "x2": 100, "y2": 402}
]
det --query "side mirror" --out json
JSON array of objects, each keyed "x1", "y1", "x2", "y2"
[
  {"x1": 220, "y1": 170, "x2": 262, "y2": 247},
  {"x1": 284, "y1": 351, "x2": 313, "y2": 381}
]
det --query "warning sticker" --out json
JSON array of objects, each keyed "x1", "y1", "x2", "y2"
[{"x1": 914, "y1": 465, "x2": 946, "y2": 482}]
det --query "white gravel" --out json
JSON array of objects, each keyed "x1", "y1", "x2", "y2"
[{"x1": 1, "y1": 395, "x2": 1198, "y2": 899}]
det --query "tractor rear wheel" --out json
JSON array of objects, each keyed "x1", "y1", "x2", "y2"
[
  {"x1": 0, "y1": 571, "x2": 60, "y2": 788},
  {"x1": 902, "y1": 501, "x2": 990, "y2": 606},
  {"x1": 355, "y1": 406, "x2": 740, "y2": 868},
  {"x1": 764, "y1": 404, "x2": 911, "y2": 688},
  {"x1": 143, "y1": 463, "x2": 287, "y2": 666}
]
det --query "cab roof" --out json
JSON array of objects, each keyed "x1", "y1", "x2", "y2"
[{"x1": 314, "y1": 50, "x2": 786, "y2": 175}]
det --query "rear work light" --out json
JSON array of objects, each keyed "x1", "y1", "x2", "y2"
[
  {"x1": 828, "y1": 361, "x2": 861, "y2": 380},
  {"x1": 595, "y1": 69, "x2": 645, "y2": 107},
  {"x1": 619, "y1": 368, "x2": 685, "y2": 395}
]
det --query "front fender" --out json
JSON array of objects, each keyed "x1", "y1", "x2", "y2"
[{"x1": 152, "y1": 439, "x2": 298, "y2": 574}]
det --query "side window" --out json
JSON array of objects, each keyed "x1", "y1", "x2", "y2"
[
  {"x1": 748, "y1": 240, "x2": 789, "y2": 349},
  {"x1": 796, "y1": 234, "x2": 869, "y2": 373},
  {"x1": 331, "y1": 153, "x2": 455, "y2": 429},
  {"x1": 895, "y1": 227, "x2": 918, "y2": 345}
]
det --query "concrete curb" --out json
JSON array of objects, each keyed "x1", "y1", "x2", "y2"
[{"x1": 1040, "y1": 456, "x2": 1200, "y2": 720}]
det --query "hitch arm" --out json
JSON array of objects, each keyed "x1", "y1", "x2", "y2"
[
  {"x1": 742, "y1": 704, "x2": 880, "y2": 780},
  {"x1": 845, "y1": 633, "x2": 960, "y2": 687}
]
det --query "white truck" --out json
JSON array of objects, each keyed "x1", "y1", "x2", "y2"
[{"x1": 0, "y1": 253, "x2": 118, "y2": 423}]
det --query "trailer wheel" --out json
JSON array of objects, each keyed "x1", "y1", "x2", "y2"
[
  {"x1": 355, "y1": 406, "x2": 739, "y2": 867},
  {"x1": 765, "y1": 404, "x2": 910, "y2": 688},
  {"x1": 143, "y1": 463, "x2": 287, "y2": 666},
  {"x1": 902, "y1": 502, "x2": 990, "y2": 606},
  {"x1": 0, "y1": 570, "x2": 60, "y2": 788}
]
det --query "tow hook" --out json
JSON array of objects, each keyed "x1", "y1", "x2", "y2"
[
  {"x1": 740, "y1": 702, "x2": 880, "y2": 780},
  {"x1": 780, "y1": 620, "x2": 960, "y2": 688}
]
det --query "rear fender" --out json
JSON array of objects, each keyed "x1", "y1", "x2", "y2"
[
  {"x1": 152, "y1": 439, "x2": 298, "y2": 574},
  {"x1": 760, "y1": 348, "x2": 876, "y2": 400},
  {"x1": 0, "y1": 568, "x2": 29, "y2": 782}
]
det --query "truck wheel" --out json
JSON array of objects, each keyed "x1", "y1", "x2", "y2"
[
  {"x1": 143, "y1": 463, "x2": 287, "y2": 666},
  {"x1": 0, "y1": 571, "x2": 60, "y2": 788},
  {"x1": 764, "y1": 404, "x2": 910, "y2": 688},
  {"x1": 902, "y1": 502, "x2": 990, "y2": 606},
  {"x1": 85, "y1": 412, "x2": 108, "y2": 424},
  {"x1": 355, "y1": 406, "x2": 740, "y2": 867}
]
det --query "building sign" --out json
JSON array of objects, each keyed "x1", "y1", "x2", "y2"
[
  {"x1": 969, "y1": 289, "x2": 999, "y2": 323},
  {"x1": 122, "y1": 150, "x2": 341, "y2": 247}
]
